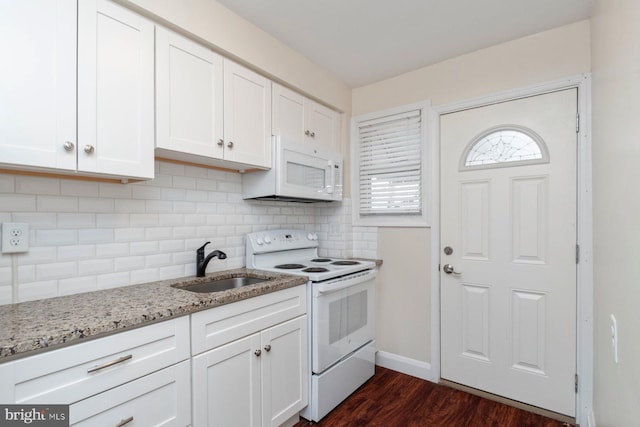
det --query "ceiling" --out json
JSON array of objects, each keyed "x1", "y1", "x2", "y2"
[{"x1": 217, "y1": 0, "x2": 593, "y2": 88}]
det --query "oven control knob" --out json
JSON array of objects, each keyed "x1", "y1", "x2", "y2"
[
  {"x1": 264, "y1": 236, "x2": 272, "y2": 244},
  {"x1": 307, "y1": 233, "x2": 314, "y2": 240},
  {"x1": 256, "y1": 237, "x2": 264, "y2": 245}
]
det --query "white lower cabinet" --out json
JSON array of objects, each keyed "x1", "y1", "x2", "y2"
[
  {"x1": 193, "y1": 315, "x2": 308, "y2": 427},
  {"x1": 70, "y1": 360, "x2": 191, "y2": 426}
]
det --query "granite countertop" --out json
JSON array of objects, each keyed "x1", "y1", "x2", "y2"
[{"x1": 0, "y1": 268, "x2": 307, "y2": 362}]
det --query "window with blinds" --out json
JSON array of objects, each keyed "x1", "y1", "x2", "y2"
[{"x1": 356, "y1": 109, "x2": 423, "y2": 216}]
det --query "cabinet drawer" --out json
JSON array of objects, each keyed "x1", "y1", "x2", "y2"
[
  {"x1": 70, "y1": 360, "x2": 190, "y2": 426},
  {"x1": 191, "y1": 285, "x2": 306, "y2": 355},
  {"x1": 0, "y1": 316, "x2": 190, "y2": 404}
]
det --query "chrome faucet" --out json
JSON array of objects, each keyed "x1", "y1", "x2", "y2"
[{"x1": 196, "y1": 242, "x2": 227, "y2": 277}]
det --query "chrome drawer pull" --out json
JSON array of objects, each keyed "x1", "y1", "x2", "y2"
[
  {"x1": 114, "y1": 416, "x2": 133, "y2": 427},
  {"x1": 87, "y1": 354, "x2": 133, "y2": 373}
]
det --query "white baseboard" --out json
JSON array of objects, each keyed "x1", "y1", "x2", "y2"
[{"x1": 375, "y1": 351, "x2": 436, "y2": 383}]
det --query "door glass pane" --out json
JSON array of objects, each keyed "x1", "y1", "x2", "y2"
[{"x1": 463, "y1": 127, "x2": 548, "y2": 169}]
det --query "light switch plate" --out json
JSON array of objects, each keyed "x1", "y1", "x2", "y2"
[{"x1": 2, "y1": 223, "x2": 29, "y2": 253}]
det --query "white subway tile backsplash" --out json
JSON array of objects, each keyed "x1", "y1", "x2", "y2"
[
  {"x1": 114, "y1": 256, "x2": 145, "y2": 272},
  {"x1": 173, "y1": 176, "x2": 197, "y2": 189},
  {"x1": 0, "y1": 175, "x2": 15, "y2": 193},
  {"x1": 79, "y1": 228, "x2": 114, "y2": 244},
  {"x1": 37, "y1": 195, "x2": 78, "y2": 212},
  {"x1": 115, "y1": 199, "x2": 146, "y2": 213},
  {"x1": 78, "y1": 258, "x2": 114, "y2": 275},
  {"x1": 16, "y1": 176, "x2": 61, "y2": 195},
  {"x1": 20, "y1": 280, "x2": 58, "y2": 302},
  {"x1": 0, "y1": 164, "x2": 375, "y2": 304},
  {"x1": 1, "y1": 194, "x2": 37, "y2": 211},
  {"x1": 79, "y1": 197, "x2": 114, "y2": 213},
  {"x1": 59, "y1": 276, "x2": 97, "y2": 296},
  {"x1": 36, "y1": 261, "x2": 77, "y2": 281},
  {"x1": 97, "y1": 272, "x2": 130, "y2": 290},
  {"x1": 130, "y1": 241, "x2": 159, "y2": 255},
  {"x1": 96, "y1": 243, "x2": 130, "y2": 258},
  {"x1": 60, "y1": 180, "x2": 100, "y2": 197},
  {"x1": 113, "y1": 228, "x2": 145, "y2": 242},
  {"x1": 36, "y1": 229, "x2": 78, "y2": 246},
  {"x1": 58, "y1": 245, "x2": 96, "y2": 260},
  {"x1": 57, "y1": 213, "x2": 96, "y2": 228},
  {"x1": 99, "y1": 183, "x2": 132, "y2": 199},
  {"x1": 0, "y1": 267, "x2": 10, "y2": 286}
]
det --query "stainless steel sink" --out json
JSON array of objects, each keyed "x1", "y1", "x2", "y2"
[{"x1": 173, "y1": 276, "x2": 268, "y2": 293}]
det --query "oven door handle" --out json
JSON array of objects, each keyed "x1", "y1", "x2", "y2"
[{"x1": 316, "y1": 269, "x2": 377, "y2": 294}]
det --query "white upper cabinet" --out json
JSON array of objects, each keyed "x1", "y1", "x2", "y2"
[
  {"x1": 272, "y1": 83, "x2": 339, "y2": 152},
  {"x1": 0, "y1": 0, "x2": 77, "y2": 171},
  {"x1": 0, "y1": 0, "x2": 154, "y2": 180},
  {"x1": 78, "y1": 0, "x2": 155, "y2": 179},
  {"x1": 155, "y1": 27, "x2": 224, "y2": 159},
  {"x1": 223, "y1": 59, "x2": 272, "y2": 169},
  {"x1": 155, "y1": 27, "x2": 272, "y2": 171}
]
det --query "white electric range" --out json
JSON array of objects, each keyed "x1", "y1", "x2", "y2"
[{"x1": 245, "y1": 229, "x2": 377, "y2": 422}]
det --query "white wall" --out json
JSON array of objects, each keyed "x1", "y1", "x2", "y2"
[
  {"x1": 350, "y1": 21, "x2": 591, "y2": 367},
  {"x1": 591, "y1": 1, "x2": 640, "y2": 425},
  {"x1": 0, "y1": 162, "x2": 372, "y2": 305}
]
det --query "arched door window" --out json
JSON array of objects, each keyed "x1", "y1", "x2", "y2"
[{"x1": 460, "y1": 125, "x2": 549, "y2": 170}]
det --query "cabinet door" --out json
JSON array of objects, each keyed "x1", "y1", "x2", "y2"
[
  {"x1": 156, "y1": 26, "x2": 224, "y2": 159},
  {"x1": 192, "y1": 333, "x2": 262, "y2": 427},
  {"x1": 78, "y1": 0, "x2": 155, "y2": 179},
  {"x1": 0, "y1": 0, "x2": 76, "y2": 171},
  {"x1": 272, "y1": 83, "x2": 305, "y2": 142},
  {"x1": 305, "y1": 99, "x2": 339, "y2": 152},
  {"x1": 223, "y1": 59, "x2": 272, "y2": 168},
  {"x1": 70, "y1": 361, "x2": 190, "y2": 426},
  {"x1": 262, "y1": 316, "x2": 308, "y2": 427}
]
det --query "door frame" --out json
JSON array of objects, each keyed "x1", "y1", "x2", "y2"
[{"x1": 429, "y1": 74, "x2": 593, "y2": 425}]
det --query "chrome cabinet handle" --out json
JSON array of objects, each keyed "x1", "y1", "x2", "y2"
[
  {"x1": 443, "y1": 264, "x2": 462, "y2": 275},
  {"x1": 84, "y1": 145, "x2": 95, "y2": 154},
  {"x1": 63, "y1": 141, "x2": 75, "y2": 152},
  {"x1": 305, "y1": 130, "x2": 310, "y2": 136},
  {"x1": 217, "y1": 139, "x2": 224, "y2": 146},
  {"x1": 114, "y1": 416, "x2": 134, "y2": 427},
  {"x1": 254, "y1": 349, "x2": 262, "y2": 357},
  {"x1": 87, "y1": 354, "x2": 133, "y2": 373},
  {"x1": 227, "y1": 141, "x2": 234, "y2": 149},
  {"x1": 310, "y1": 131, "x2": 315, "y2": 137},
  {"x1": 264, "y1": 344, "x2": 271, "y2": 352}
]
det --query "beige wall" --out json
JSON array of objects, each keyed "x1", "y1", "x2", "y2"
[
  {"x1": 353, "y1": 20, "x2": 591, "y2": 115},
  {"x1": 353, "y1": 21, "x2": 591, "y2": 366},
  {"x1": 591, "y1": 1, "x2": 640, "y2": 425},
  {"x1": 376, "y1": 228, "x2": 431, "y2": 362}
]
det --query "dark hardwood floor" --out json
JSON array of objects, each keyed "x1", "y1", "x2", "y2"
[{"x1": 295, "y1": 366, "x2": 572, "y2": 427}]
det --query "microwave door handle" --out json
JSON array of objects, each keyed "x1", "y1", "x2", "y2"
[{"x1": 326, "y1": 161, "x2": 334, "y2": 194}]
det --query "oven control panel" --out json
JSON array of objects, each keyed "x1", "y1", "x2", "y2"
[{"x1": 246, "y1": 229, "x2": 319, "y2": 253}]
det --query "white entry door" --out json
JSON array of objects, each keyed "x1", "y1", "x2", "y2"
[{"x1": 440, "y1": 89, "x2": 577, "y2": 417}]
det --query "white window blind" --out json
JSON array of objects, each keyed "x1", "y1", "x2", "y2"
[{"x1": 357, "y1": 109, "x2": 423, "y2": 215}]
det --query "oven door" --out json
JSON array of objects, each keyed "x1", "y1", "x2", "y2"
[{"x1": 312, "y1": 269, "x2": 376, "y2": 374}]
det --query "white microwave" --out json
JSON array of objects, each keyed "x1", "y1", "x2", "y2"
[{"x1": 242, "y1": 136, "x2": 343, "y2": 202}]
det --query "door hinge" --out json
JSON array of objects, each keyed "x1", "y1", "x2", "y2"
[
  {"x1": 576, "y1": 113, "x2": 580, "y2": 133},
  {"x1": 576, "y1": 244, "x2": 580, "y2": 264},
  {"x1": 575, "y1": 373, "x2": 579, "y2": 393}
]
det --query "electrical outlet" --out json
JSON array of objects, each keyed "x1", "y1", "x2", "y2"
[
  {"x1": 1, "y1": 223, "x2": 29, "y2": 253},
  {"x1": 610, "y1": 314, "x2": 619, "y2": 364}
]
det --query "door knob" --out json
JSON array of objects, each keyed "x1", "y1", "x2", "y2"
[
  {"x1": 63, "y1": 141, "x2": 75, "y2": 152},
  {"x1": 443, "y1": 264, "x2": 461, "y2": 275},
  {"x1": 227, "y1": 141, "x2": 234, "y2": 149},
  {"x1": 84, "y1": 145, "x2": 95, "y2": 154},
  {"x1": 217, "y1": 139, "x2": 224, "y2": 146},
  {"x1": 254, "y1": 349, "x2": 261, "y2": 357},
  {"x1": 264, "y1": 344, "x2": 271, "y2": 352}
]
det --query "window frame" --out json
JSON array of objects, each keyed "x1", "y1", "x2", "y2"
[{"x1": 351, "y1": 100, "x2": 433, "y2": 227}]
